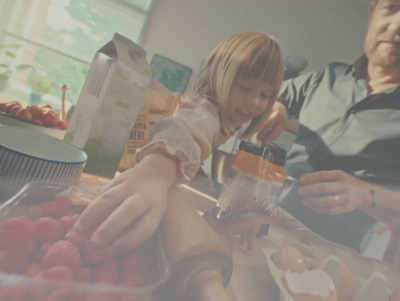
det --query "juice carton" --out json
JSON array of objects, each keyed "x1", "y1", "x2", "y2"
[{"x1": 64, "y1": 32, "x2": 151, "y2": 178}]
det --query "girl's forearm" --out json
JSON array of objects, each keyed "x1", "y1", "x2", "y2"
[{"x1": 136, "y1": 152, "x2": 179, "y2": 187}]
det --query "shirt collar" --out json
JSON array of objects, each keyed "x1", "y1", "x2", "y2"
[
  {"x1": 352, "y1": 55, "x2": 368, "y2": 79},
  {"x1": 352, "y1": 54, "x2": 400, "y2": 94}
]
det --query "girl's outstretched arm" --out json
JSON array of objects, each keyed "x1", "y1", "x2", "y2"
[{"x1": 74, "y1": 152, "x2": 178, "y2": 254}]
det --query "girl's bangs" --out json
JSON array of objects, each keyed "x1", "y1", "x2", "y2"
[{"x1": 239, "y1": 51, "x2": 283, "y2": 86}]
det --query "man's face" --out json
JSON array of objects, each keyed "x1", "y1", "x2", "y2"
[{"x1": 365, "y1": 0, "x2": 400, "y2": 67}]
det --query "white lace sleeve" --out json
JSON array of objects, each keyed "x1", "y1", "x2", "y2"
[{"x1": 135, "y1": 96, "x2": 226, "y2": 182}]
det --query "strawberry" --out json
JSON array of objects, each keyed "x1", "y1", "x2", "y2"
[
  {"x1": 3, "y1": 101, "x2": 21, "y2": 114},
  {"x1": 59, "y1": 214, "x2": 80, "y2": 232},
  {"x1": 75, "y1": 267, "x2": 92, "y2": 283},
  {"x1": 65, "y1": 229, "x2": 91, "y2": 249},
  {"x1": 91, "y1": 260, "x2": 119, "y2": 284},
  {"x1": 0, "y1": 102, "x2": 7, "y2": 112},
  {"x1": 57, "y1": 120, "x2": 68, "y2": 130},
  {"x1": 0, "y1": 216, "x2": 36, "y2": 250},
  {"x1": 41, "y1": 111, "x2": 60, "y2": 126},
  {"x1": 36, "y1": 265, "x2": 74, "y2": 281},
  {"x1": 82, "y1": 241, "x2": 113, "y2": 266},
  {"x1": 32, "y1": 118, "x2": 44, "y2": 125},
  {"x1": 28, "y1": 104, "x2": 43, "y2": 118},
  {"x1": 0, "y1": 248, "x2": 29, "y2": 274},
  {"x1": 41, "y1": 240, "x2": 81, "y2": 270},
  {"x1": 35, "y1": 217, "x2": 63, "y2": 243},
  {"x1": 15, "y1": 108, "x2": 33, "y2": 121},
  {"x1": 40, "y1": 104, "x2": 53, "y2": 110},
  {"x1": 10, "y1": 104, "x2": 22, "y2": 116}
]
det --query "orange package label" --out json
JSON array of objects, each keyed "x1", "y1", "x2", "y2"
[{"x1": 233, "y1": 149, "x2": 285, "y2": 183}]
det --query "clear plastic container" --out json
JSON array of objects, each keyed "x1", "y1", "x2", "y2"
[
  {"x1": 263, "y1": 227, "x2": 400, "y2": 301},
  {"x1": 0, "y1": 181, "x2": 170, "y2": 301}
]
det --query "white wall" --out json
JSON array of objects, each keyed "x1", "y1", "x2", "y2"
[{"x1": 142, "y1": 0, "x2": 370, "y2": 91}]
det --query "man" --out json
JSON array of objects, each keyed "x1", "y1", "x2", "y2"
[{"x1": 263, "y1": 0, "x2": 400, "y2": 252}]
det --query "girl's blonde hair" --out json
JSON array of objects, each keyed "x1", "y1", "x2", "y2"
[{"x1": 194, "y1": 32, "x2": 284, "y2": 137}]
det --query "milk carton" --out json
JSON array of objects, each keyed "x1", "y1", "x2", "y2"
[{"x1": 64, "y1": 33, "x2": 151, "y2": 178}]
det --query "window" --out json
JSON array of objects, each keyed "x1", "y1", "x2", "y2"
[{"x1": 0, "y1": 0, "x2": 155, "y2": 111}]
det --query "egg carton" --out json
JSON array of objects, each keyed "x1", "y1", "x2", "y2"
[{"x1": 263, "y1": 228, "x2": 400, "y2": 301}]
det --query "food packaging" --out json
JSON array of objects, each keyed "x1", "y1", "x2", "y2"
[
  {"x1": 263, "y1": 227, "x2": 400, "y2": 301},
  {"x1": 118, "y1": 86, "x2": 180, "y2": 172},
  {"x1": 0, "y1": 181, "x2": 170, "y2": 301},
  {"x1": 217, "y1": 141, "x2": 287, "y2": 219},
  {"x1": 64, "y1": 32, "x2": 151, "y2": 178}
]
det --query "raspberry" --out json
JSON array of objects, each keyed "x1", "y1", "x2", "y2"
[
  {"x1": 117, "y1": 252, "x2": 142, "y2": 274},
  {"x1": 119, "y1": 272, "x2": 142, "y2": 287},
  {"x1": 75, "y1": 267, "x2": 92, "y2": 283},
  {"x1": 0, "y1": 217, "x2": 36, "y2": 250},
  {"x1": 26, "y1": 239, "x2": 39, "y2": 260},
  {"x1": 35, "y1": 242, "x2": 52, "y2": 263},
  {"x1": 42, "y1": 240, "x2": 81, "y2": 270},
  {"x1": 82, "y1": 241, "x2": 113, "y2": 266},
  {"x1": 0, "y1": 283, "x2": 28, "y2": 301},
  {"x1": 65, "y1": 229, "x2": 91, "y2": 248},
  {"x1": 0, "y1": 248, "x2": 29, "y2": 274},
  {"x1": 59, "y1": 214, "x2": 80, "y2": 232},
  {"x1": 40, "y1": 197, "x2": 72, "y2": 219},
  {"x1": 91, "y1": 261, "x2": 119, "y2": 284},
  {"x1": 23, "y1": 263, "x2": 42, "y2": 277},
  {"x1": 35, "y1": 217, "x2": 63, "y2": 243},
  {"x1": 36, "y1": 265, "x2": 74, "y2": 281}
]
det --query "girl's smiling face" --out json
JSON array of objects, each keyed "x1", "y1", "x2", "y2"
[{"x1": 226, "y1": 78, "x2": 274, "y2": 128}]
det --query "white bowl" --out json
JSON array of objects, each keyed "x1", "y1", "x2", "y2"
[
  {"x1": 0, "y1": 126, "x2": 87, "y2": 198},
  {"x1": 0, "y1": 111, "x2": 66, "y2": 140}
]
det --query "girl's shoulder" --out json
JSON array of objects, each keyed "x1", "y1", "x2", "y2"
[{"x1": 180, "y1": 94, "x2": 220, "y2": 113}]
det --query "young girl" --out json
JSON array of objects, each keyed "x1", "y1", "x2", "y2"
[{"x1": 74, "y1": 32, "x2": 285, "y2": 253}]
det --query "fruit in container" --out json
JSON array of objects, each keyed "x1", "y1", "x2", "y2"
[
  {"x1": 0, "y1": 101, "x2": 67, "y2": 129},
  {"x1": 15, "y1": 108, "x2": 33, "y2": 121},
  {"x1": 2, "y1": 101, "x2": 21, "y2": 114},
  {"x1": 0, "y1": 196, "x2": 152, "y2": 301}
]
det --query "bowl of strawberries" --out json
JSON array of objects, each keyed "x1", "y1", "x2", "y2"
[{"x1": 0, "y1": 100, "x2": 68, "y2": 140}]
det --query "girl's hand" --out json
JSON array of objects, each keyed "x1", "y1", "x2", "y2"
[
  {"x1": 74, "y1": 154, "x2": 177, "y2": 254},
  {"x1": 297, "y1": 170, "x2": 372, "y2": 215},
  {"x1": 257, "y1": 101, "x2": 288, "y2": 145}
]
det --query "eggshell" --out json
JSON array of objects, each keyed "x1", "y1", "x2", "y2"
[
  {"x1": 312, "y1": 257, "x2": 355, "y2": 301},
  {"x1": 390, "y1": 289, "x2": 400, "y2": 301},
  {"x1": 282, "y1": 270, "x2": 338, "y2": 301},
  {"x1": 272, "y1": 246, "x2": 307, "y2": 273}
]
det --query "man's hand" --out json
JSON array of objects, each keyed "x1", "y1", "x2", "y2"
[
  {"x1": 297, "y1": 170, "x2": 372, "y2": 215},
  {"x1": 257, "y1": 101, "x2": 288, "y2": 145}
]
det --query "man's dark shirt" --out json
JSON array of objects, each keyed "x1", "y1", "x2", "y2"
[{"x1": 278, "y1": 55, "x2": 400, "y2": 251}]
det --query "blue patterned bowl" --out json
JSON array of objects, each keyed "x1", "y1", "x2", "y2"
[{"x1": 0, "y1": 126, "x2": 87, "y2": 199}]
